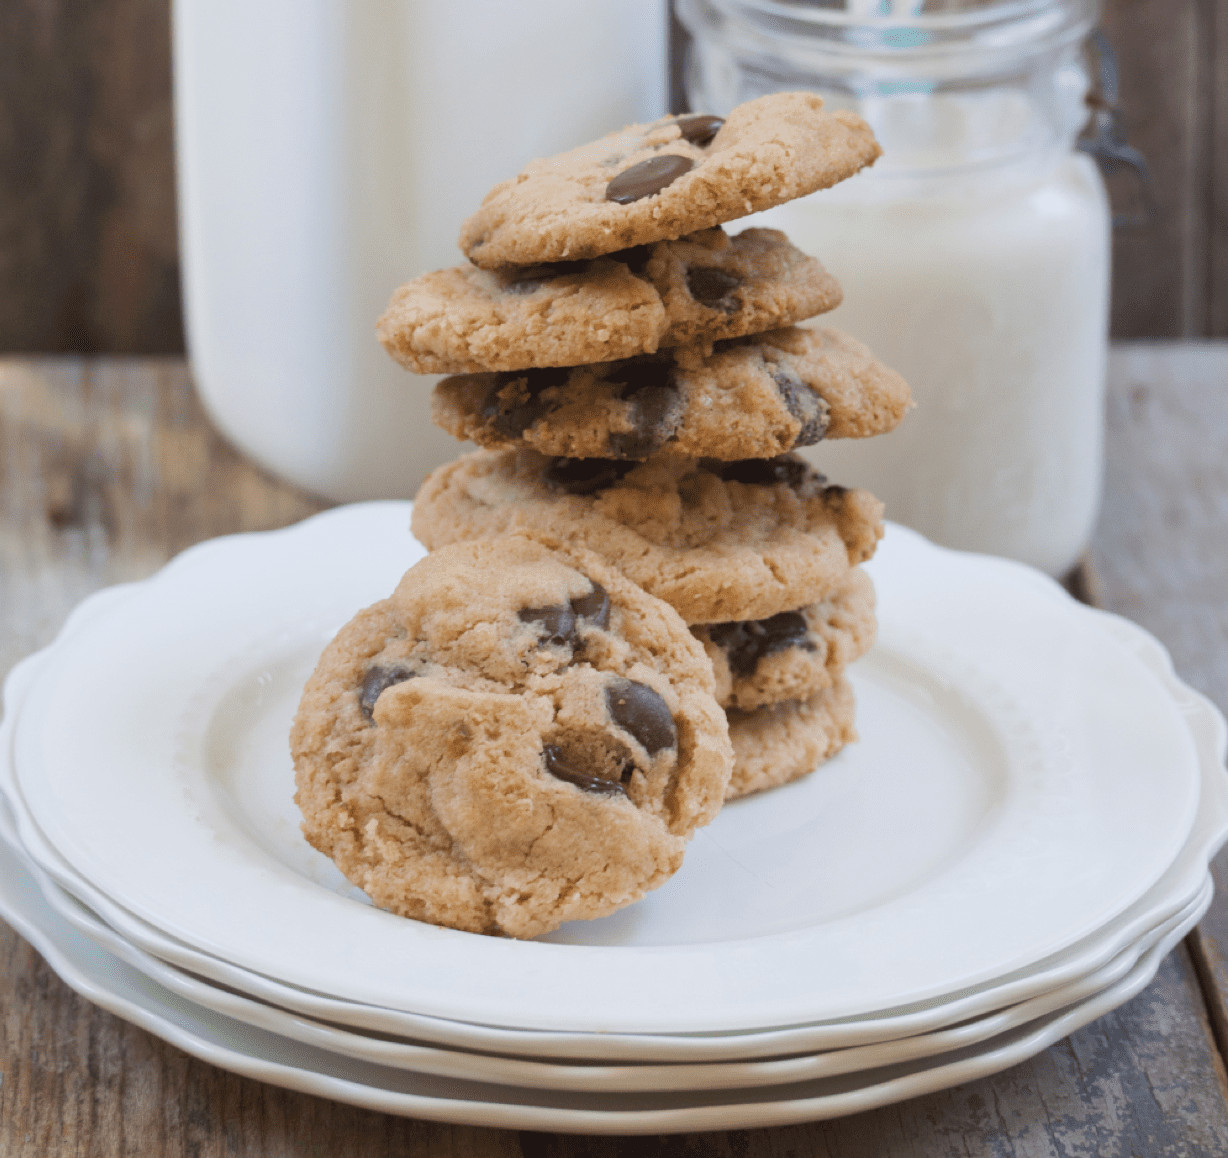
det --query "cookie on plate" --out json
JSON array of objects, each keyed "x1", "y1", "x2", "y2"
[
  {"x1": 432, "y1": 325, "x2": 910, "y2": 461},
  {"x1": 410, "y1": 449, "x2": 883, "y2": 625},
  {"x1": 694, "y1": 567, "x2": 875, "y2": 711},
  {"x1": 459, "y1": 93, "x2": 880, "y2": 268},
  {"x1": 726, "y1": 679, "x2": 857, "y2": 801},
  {"x1": 377, "y1": 228, "x2": 842, "y2": 375},
  {"x1": 291, "y1": 536, "x2": 732, "y2": 940}
]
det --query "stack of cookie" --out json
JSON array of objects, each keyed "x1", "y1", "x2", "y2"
[{"x1": 383, "y1": 92, "x2": 910, "y2": 801}]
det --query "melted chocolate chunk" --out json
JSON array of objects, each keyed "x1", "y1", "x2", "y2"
[
  {"x1": 605, "y1": 358, "x2": 682, "y2": 459},
  {"x1": 543, "y1": 743, "x2": 627, "y2": 797},
  {"x1": 606, "y1": 155, "x2": 694, "y2": 204},
  {"x1": 675, "y1": 114, "x2": 724, "y2": 146},
  {"x1": 606, "y1": 678, "x2": 677, "y2": 755},
  {"x1": 480, "y1": 366, "x2": 569, "y2": 437},
  {"x1": 519, "y1": 581, "x2": 612, "y2": 646},
  {"x1": 707, "y1": 611, "x2": 815, "y2": 678},
  {"x1": 770, "y1": 366, "x2": 829, "y2": 446},
  {"x1": 686, "y1": 266, "x2": 741, "y2": 309},
  {"x1": 518, "y1": 603, "x2": 577, "y2": 647},
  {"x1": 501, "y1": 260, "x2": 589, "y2": 295},
  {"x1": 570, "y1": 583, "x2": 610, "y2": 630},
  {"x1": 703, "y1": 456, "x2": 825, "y2": 489},
  {"x1": 543, "y1": 457, "x2": 637, "y2": 495},
  {"x1": 359, "y1": 664, "x2": 417, "y2": 721}
]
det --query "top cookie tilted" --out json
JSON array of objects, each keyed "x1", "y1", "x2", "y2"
[{"x1": 459, "y1": 92, "x2": 880, "y2": 269}]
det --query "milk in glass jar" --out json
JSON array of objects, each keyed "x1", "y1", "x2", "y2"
[{"x1": 678, "y1": 0, "x2": 1109, "y2": 576}]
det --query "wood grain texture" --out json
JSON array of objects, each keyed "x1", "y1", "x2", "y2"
[
  {"x1": 1212, "y1": 0, "x2": 1228, "y2": 336},
  {"x1": 1099, "y1": 0, "x2": 1210, "y2": 338},
  {"x1": 0, "y1": 0, "x2": 181, "y2": 354},
  {"x1": 2, "y1": 353, "x2": 1228, "y2": 1154}
]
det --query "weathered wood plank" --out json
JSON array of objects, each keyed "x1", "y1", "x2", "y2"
[
  {"x1": 1088, "y1": 343, "x2": 1228, "y2": 710},
  {"x1": 2, "y1": 355, "x2": 1228, "y2": 1155},
  {"x1": 1211, "y1": 0, "x2": 1228, "y2": 337},
  {"x1": 1099, "y1": 0, "x2": 1208, "y2": 338},
  {"x1": 0, "y1": 0, "x2": 181, "y2": 353}
]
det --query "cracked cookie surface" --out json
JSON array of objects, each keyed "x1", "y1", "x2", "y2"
[
  {"x1": 432, "y1": 325, "x2": 910, "y2": 462},
  {"x1": 726, "y1": 679, "x2": 857, "y2": 801},
  {"x1": 459, "y1": 92, "x2": 880, "y2": 268},
  {"x1": 410, "y1": 450, "x2": 884, "y2": 625},
  {"x1": 377, "y1": 228, "x2": 841, "y2": 375},
  {"x1": 291, "y1": 536, "x2": 732, "y2": 939}
]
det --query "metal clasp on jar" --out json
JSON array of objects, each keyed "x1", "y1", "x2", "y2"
[{"x1": 1078, "y1": 29, "x2": 1156, "y2": 229}]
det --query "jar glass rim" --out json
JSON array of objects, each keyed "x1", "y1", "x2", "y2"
[{"x1": 681, "y1": 0, "x2": 1098, "y2": 56}]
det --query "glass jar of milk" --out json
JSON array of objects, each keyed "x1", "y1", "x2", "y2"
[{"x1": 677, "y1": 0, "x2": 1109, "y2": 577}]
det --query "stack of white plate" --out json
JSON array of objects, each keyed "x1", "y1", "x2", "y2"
[{"x1": 2, "y1": 505, "x2": 1225, "y2": 1134}]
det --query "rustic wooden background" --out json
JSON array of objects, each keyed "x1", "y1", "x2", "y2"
[{"x1": 0, "y1": 0, "x2": 1223, "y2": 354}]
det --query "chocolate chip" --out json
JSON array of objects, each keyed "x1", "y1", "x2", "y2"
[
  {"x1": 543, "y1": 743, "x2": 627, "y2": 797},
  {"x1": 686, "y1": 267, "x2": 742, "y2": 310},
  {"x1": 606, "y1": 155, "x2": 694, "y2": 204},
  {"x1": 605, "y1": 358, "x2": 683, "y2": 459},
  {"x1": 605, "y1": 678, "x2": 676, "y2": 755},
  {"x1": 570, "y1": 583, "x2": 610, "y2": 630},
  {"x1": 543, "y1": 457, "x2": 637, "y2": 495},
  {"x1": 518, "y1": 604, "x2": 577, "y2": 647},
  {"x1": 703, "y1": 456, "x2": 826, "y2": 489},
  {"x1": 675, "y1": 114, "x2": 724, "y2": 146},
  {"x1": 770, "y1": 366, "x2": 829, "y2": 446},
  {"x1": 707, "y1": 611, "x2": 815, "y2": 678},
  {"x1": 359, "y1": 664, "x2": 417, "y2": 721},
  {"x1": 480, "y1": 367, "x2": 569, "y2": 437}
]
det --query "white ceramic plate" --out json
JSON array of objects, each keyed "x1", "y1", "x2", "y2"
[
  {"x1": 0, "y1": 806, "x2": 1207, "y2": 1133},
  {"x1": 7, "y1": 507, "x2": 1207, "y2": 1033},
  {"x1": 18, "y1": 821, "x2": 1208, "y2": 1092},
  {"x1": 5, "y1": 620, "x2": 1224, "y2": 1069},
  {"x1": 6, "y1": 653, "x2": 1210, "y2": 1095}
]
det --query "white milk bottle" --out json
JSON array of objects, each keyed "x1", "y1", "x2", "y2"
[
  {"x1": 174, "y1": 0, "x2": 666, "y2": 501},
  {"x1": 678, "y1": 0, "x2": 1109, "y2": 576}
]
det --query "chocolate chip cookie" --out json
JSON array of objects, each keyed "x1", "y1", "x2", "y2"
[
  {"x1": 694, "y1": 567, "x2": 875, "y2": 711},
  {"x1": 410, "y1": 449, "x2": 883, "y2": 625},
  {"x1": 377, "y1": 228, "x2": 842, "y2": 375},
  {"x1": 291, "y1": 535, "x2": 732, "y2": 939},
  {"x1": 432, "y1": 325, "x2": 910, "y2": 461},
  {"x1": 460, "y1": 93, "x2": 880, "y2": 269},
  {"x1": 726, "y1": 679, "x2": 857, "y2": 801}
]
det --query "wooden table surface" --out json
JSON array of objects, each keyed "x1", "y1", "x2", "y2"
[{"x1": 2, "y1": 344, "x2": 1228, "y2": 1155}]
